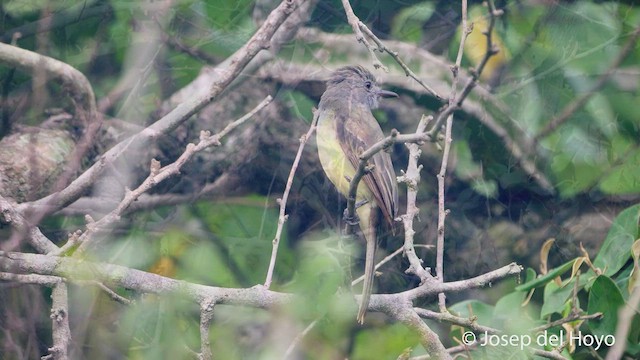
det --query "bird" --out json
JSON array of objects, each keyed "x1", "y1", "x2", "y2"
[{"x1": 315, "y1": 65, "x2": 399, "y2": 324}]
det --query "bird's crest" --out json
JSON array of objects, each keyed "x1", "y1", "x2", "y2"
[{"x1": 327, "y1": 65, "x2": 376, "y2": 87}]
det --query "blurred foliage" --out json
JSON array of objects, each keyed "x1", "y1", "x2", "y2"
[
  {"x1": 484, "y1": 203, "x2": 640, "y2": 359},
  {"x1": 1, "y1": 0, "x2": 640, "y2": 359}
]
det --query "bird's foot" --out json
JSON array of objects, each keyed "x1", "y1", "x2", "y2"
[
  {"x1": 343, "y1": 208, "x2": 360, "y2": 226},
  {"x1": 343, "y1": 200, "x2": 369, "y2": 225}
]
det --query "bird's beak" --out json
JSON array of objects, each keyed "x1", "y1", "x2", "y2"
[{"x1": 377, "y1": 89, "x2": 398, "y2": 98}]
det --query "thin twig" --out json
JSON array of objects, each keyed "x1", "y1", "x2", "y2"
[
  {"x1": 80, "y1": 280, "x2": 133, "y2": 305},
  {"x1": 340, "y1": 0, "x2": 385, "y2": 70},
  {"x1": 414, "y1": 308, "x2": 499, "y2": 334},
  {"x1": 426, "y1": 0, "x2": 503, "y2": 138},
  {"x1": 530, "y1": 348, "x2": 568, "y2": 360},
  {"x1": 265, "y1": 110, "x2": 319, "y2": 288},
  {"x1": 435, "y1": 0, "x2": 470, "y2": 312},
  {"x1": 358, "y1": 24, "x2": 442, "y2": 100},
  {"x1": 435, "y1": 111, "x2": 452, "y2": 312},
  {"x1": 283, "y1": 319, "x2": 318, "y2": 359},
  {"x1": 403, "y1": 262, "x2": 523, "y2": 300},
  {"x1": 351, "y1": 244, "x2": 432, "y2": 286},
  {"x1": 339, "y1": 0, "x2": 441, "y2": 99},
  {"x1": 160, "y1": 28, "x2": 220, "y2": 65},
  {"x1": 530, "y1": 312, "x2": 602, "y2": 333}
]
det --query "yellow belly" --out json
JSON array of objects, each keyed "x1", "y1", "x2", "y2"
[
  {"x1": 316, "y1": 109, "x2": 376, "y2": 238},
  {"x1": 316, "y1": 109, "x2": 373, "y2": 203}
]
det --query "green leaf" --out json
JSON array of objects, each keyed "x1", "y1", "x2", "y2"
[
  {"x1": 179, "y1": 240, "x2": 238, "y2": 286},
  {"x1": 515, "y1": 259, "x2": 574, "y2": 292},
  {"x1": 3, "y1": 0, "x2": 83, "y2": 16},
  {"x1": 194, "y1": 196, "x2": 292, "y2": 285},
  {"x1": 390, "y1": 3, "x2": 435, "y2": 43},
  {"x1": 600, "y1": 146, "x2": 640, "y2": 194},
  {"x1": 540, "y1": 280, "x2": 574, "y2": 318},
  {"x1": 493, "y1": 292, "x2": 536, "y2": 333},
  {"x1": 353, "y1": 323, "x2": 420, "y2": 360},
  {"x1": 592, "y1": 204, "x2": 640, "y2": 276},
  {"x1": 287, "y1": 236, "x2": 346, "y2": 319},
  {"x1": 449, "y1": 300, "x2": 495, "y2": 327},
  {"x1": 204, "y1": 0, "x2": 254, "y2": 31},
  {"x1": 524, "y1": 267, "x2": 537, "y2": 283},
  {"x1": 453, "y1": 140, "x2": 498, "y2": 198},
  {"x1": 281, "y1": 90, "x2": 315, "y2": 123},
  {"x1": 587, "y1": 275, "x2": 624, "y2": 337},
  {"x1": 547, "y1": 132, "x2": 608, "y2": 198}
]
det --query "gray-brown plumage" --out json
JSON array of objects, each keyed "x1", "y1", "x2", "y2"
[{"x1": 316, "y1": 66, "x2": 398, "y2": 323}]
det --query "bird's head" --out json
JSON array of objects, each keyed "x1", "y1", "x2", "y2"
[{"x1": 326, "y1": 66, "x2": 398, "y2": 109}]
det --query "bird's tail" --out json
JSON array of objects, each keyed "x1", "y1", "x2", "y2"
[
  {"x1": 357, "y1": 234, "x2": 376, "y2": 324},
  {"x1": 356, "y1": 203, "x2": 377, "y2": 324}
]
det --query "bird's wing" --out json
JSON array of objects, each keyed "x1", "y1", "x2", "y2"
[{"x1": 337, "y1": 106, "x2": 398, "y2": 225}]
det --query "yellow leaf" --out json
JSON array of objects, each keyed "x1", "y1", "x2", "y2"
[
  {"x1": 540, "y1": 238, "x2": 555, "y2": 275},
  {"x1": 464, "y1": 5, "x2": 510, "y2": 81}
]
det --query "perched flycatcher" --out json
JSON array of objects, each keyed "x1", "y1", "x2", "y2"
[{"x1": 316, "y1": 66, "x2": 399, "y2": 324}]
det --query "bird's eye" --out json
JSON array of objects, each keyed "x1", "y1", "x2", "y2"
[{"x1": 365, "y1": 81, "x2": 372, "y2": 90}]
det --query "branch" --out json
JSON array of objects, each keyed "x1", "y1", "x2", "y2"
[
  {"x1": 0, "y1": 43, "x2": 101, "y2": 228},
  {"x1": 340, "y1": 0, "x2": 385, "y2": 70},
  {"x1": 358, "y1": 24, "x2": 442, "y2": 100},
  {"x1": 63, "y1": 96, "x2": 272, "y2": 254},
  {"x1": 403, "y1": 262, "x2": 523, "y2": 300},
  {"x1": 433, "y1": 0, "x2": 471, "y2": 312},
  {"x1": 0, "y1": 272, "x2": 133, "y2": 305},
  {"x1": 198, "y1": 299, "x2": 216, "y2": 360},
  {"x1": 0, "y1": 271, "x2": 61, "y2": 285},
  {"x1": 427, "y1": 0, "x2": 503, "y2": 138},
  {"x1": 265, "y1": 109, "x2": 319, "y2": 288},
  {"x1": 398, "y1": 116, "x2": 433, "y2": 284},
  {"x1": 56, "y1": 174, "x2": 235, "y2": 217},
  {"x1": 21, "y1": 0, "x2": 299, "y2": 217},
  {"x1": 0, "y1": 42, "x2": 97, "y2": 122},
  {"x1": 0, "y1": 195, "x2": 58, "y2": 253},
  {"x1": 43, "y1": 282, "x2": 71, "y2": 360},
  {"x1": 339, "y1": 0, "x2": 442, "y2": 99},
  {"x1": 435, "y1": 111, "x2": 452, "y2": 311},
  {"x1": 279, "y1": 33, "x2": 553, "y2": 192},
  {"x1": 0, "y1": 251, "x2": 521, "y2": 315},
  {"x1": 393, "y1": 308, "x2": 451, "y2": 360},
  {"x1": 0, "y1": 251, "x2": 294, "y2": 307}
]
